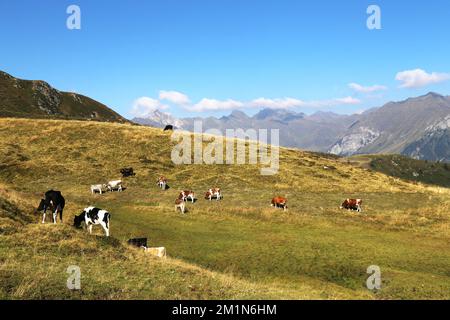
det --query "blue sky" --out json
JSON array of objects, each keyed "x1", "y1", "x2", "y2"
[{"x1": 1, "y1": 0, "x2": 450, "y2": 119}]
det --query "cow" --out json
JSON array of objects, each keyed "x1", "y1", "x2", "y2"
[
  {"x1": 128, "y1": 238, "x2": 148, "y2": 249},
  {"x1": 340, "y1": 199, "x2": 362, "y2": 212},
  {"x1": 205, "y1": 188, "x2": 222, "y2": 201},
  {"x1": 175, "y1": 198, "x2": 186, "y2": 214},
  {"x1": 163, "y1": 125, "x2": 174, "y2": 131},
  {"x1": 107, "y1": 180, "x2": 123, "y2": 192},
  {"x1": 73, "y1": 207, "x2": 111, "y2": 237},
  {"x1": 120, "y1": 167, "x2": 135, "y2": 177},
  {"x1": 270, "y1": 197, "x2": 288, "y2": 211},
  {"x1": 145, "y1": 247, "x2": 167, "y2": 258},
  {"x1": 179, "y1": 190, "x2": 195, "y2": 203},
  {"x1": 91, "y1": 184, "x2": 106, "y2": 195},
  {"x1": 157, "y1": 176, "x2": 168, "y2": 190},
  {"x1": 37, "y1": 190, "x2": 65, "y2": 224}
]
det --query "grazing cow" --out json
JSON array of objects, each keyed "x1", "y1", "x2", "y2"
[
  {"x1": 120, "y1": 167, "x2": 135, "y2": 177},
  {"x1": 157, "y1": 176, "x2": 168, "y2": 190},
  {"x1": 340, "y1": 199, "x2": 362, "y2": 212},
  {"x1": 270, "y1": 197, "x2": 288, "y2": 211},
  {"x1": 37, "y1": 190, "x2": 65, "y2": 224},
  {"x1": 175, "y1": 198, "x2": 186, "y2": 214},
  {"x1": 73, "y1": 207, "x2": 111, "y2": 237},
  {"x1": 107, "y1": 180, "x2": 123, "y2": 192},
  {"x1": 91, "y1": 184, "x2": 106, "y2": 195},
  {"x1": 163, "y1": 125, "x2": 174, "y2": 131},
  {"x1": 145, "y1": 247, "x2": 167, "y2": 258},
  {"x1": 179, "y1": 190, "x2": 195, "y2": 203},
  {"x1": 128, "y1": 238, "x2": 148, "y2": 249},
  {"x1": 205, "y1": 188, "x2": 222, "y2": 201}
]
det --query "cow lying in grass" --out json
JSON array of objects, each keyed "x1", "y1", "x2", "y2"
[
  {"x1": 74, "y1": 207, "x2": 111, "y2": 237},
  {"x1": 205, "y1": 188, "x2": 222, "y2": 201},
  {"x1": 37, "y1": 190, "x2": 65, "y2": 224},
  {"x1": 145, "y1": 247, "x2": 167, "y2": 258},
  {"x1": 340, "y1": 199, "x2": 362, "y2": 212},
  {"x1": 271, "y1": 197, "x2": 288, "y2": 211}
]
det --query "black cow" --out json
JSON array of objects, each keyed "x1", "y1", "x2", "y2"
[
  {"x1": 37, "y1": 190, "x2": 65, "y2": 224},
  {"x1": 163, "y1": 125, "x2": 174, "y2": 131},
  {"x1": 127, "y1": 238, "x2": 148, "y2": 249},
  {"x1": 120, "y1": 167, "x2": 135, "y2": 177}
]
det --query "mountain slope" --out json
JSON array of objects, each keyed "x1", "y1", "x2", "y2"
[
  {"x1": 330, "y1": 93, "x2": 450, "y2": 161},
  {"x1": 0, "y1": 71, "x2": 128, "y2": 123},
  {"x1": 132, "y1": 110, "x2": 184, "y2": 128},
  {"x1": 135, "y1": 93, "x2": 450, "y2": 162},
  {"x1": 1, "y1": 118, "x2": 450, "y2": 299},
  {"x1": 180, "y1": 109, "x2": 357, "y2": 151}
]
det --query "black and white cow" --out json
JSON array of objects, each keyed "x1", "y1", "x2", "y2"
[
  {"x1": 73, "y1": 207, "x2": 111, "y2": 237},
  {"x1": 127, "y1": 238, "x2": 148, "y2": 249},
  {"x1": 37, "y1": 190, "x2": 65, "y2": 224}
]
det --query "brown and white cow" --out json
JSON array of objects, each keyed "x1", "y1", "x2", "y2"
[
  {"x1": 175, "y1": 198, "x2": 186, "y2": 214},
  {"x1": 179, "y1": 190, "x2": 195, "y2": 203},
  {"x1": 157, "y1": 176, "x2": 167, "y2": 190},
  {"x1": 340, "y1": 199, "x2": 362, "y2": 212},
  {"x1": 205, "y1": 188, "x2": 222, "y2": 201},
  {"x1": 270, "y1": 197, "x2": 288, "y2": 211}
]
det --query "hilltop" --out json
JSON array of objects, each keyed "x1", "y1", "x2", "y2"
[
  {"x1": 0, "y1": 118, "x2": 450, "y2": 299},
  {"x1": 0, "y1": 71, "x2": 128, "y2": 123}
]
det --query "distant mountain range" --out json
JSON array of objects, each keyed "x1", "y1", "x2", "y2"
[
  {"x1": 2, "y1": 70, "x2": 449, "y2": 162},
  {"x1": 0, "y1": 71, "x2": 128, "y2": 123},
  {"x1": 134, "y1": 92, "x2": 450, "y2": 162}
]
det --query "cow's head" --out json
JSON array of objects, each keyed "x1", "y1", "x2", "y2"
[
  {"x1": 37, "y1": 199, "x2": 47, "y2": 212},
  {"x1": 73, "y1": 211, "x2": 85, "y2": 228}
]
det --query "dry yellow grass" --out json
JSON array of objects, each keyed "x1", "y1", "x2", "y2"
[{"x1": 0, "y1": 118, "x2": 449, "y2": 299}]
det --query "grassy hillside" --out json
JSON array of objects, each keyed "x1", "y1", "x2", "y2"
[
  {"x1": 347, "y1": 154, "x2": 450, "y2": 188},
  {"x1": 1, "y1": 118, "x2": 450, "y2": 299},
  {"x1": 0, "y1": 71, "x2": 128, "y2": 123}
]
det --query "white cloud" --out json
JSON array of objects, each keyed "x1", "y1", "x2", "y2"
[
  {"x1": 130, "y1": 97, "x2": 169, "y2": 118},
  {"x1": 333, "y1": 96, "x2": 361, "y2": 105},
  {"x1": 188, "y1": 98, "x2": 244, "y2": 112},
  {"x1": 184, "y1": 96, "x2": 360, "y2": 112},
  {"x1": 159, "y1": 90, "x2": 191, "y2": 105},
  {"x1": 249, "y1": 97, "x2": 305, "y2": 109},
  {"x1": 131, "y1": 89, "x2": 362, "y2": 114},
  {"x1": 349, "y1": 83, "x2": 387, "y2": 93},
  {"x1": 395, "y1": 69, "x2": 450, "y2": 88}
]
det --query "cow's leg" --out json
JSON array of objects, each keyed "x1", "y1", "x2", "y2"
[
  {"x1": 52, "y1": 209, "x2": 57, "y2": 224},
  {"x1": 88, "y1": 224, "x2": 93, "y2": 234},
  {"x1": 100, "y1": 222, "x2": 109, "y2": 237},
  {"x1": 42, "y1": 212, "x2": 46, "y2": 224}
]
